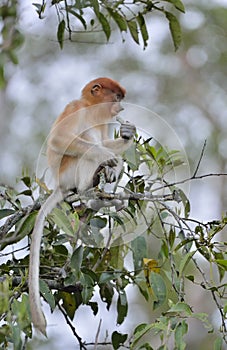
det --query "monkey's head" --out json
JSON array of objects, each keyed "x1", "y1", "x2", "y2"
[{"x1": 82, "y1": 77, "x2": 126, "y2": 117}]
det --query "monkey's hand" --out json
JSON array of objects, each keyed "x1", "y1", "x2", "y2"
[
  {"x1": 104, "y1": 165, "x2": 117, "y2": 183},
  {"x1": 93, "y1": 158, "x2": 119, "y2": 187},
  {"x1": 120, "y1": 122, "x2": 136, "y2": 140}
]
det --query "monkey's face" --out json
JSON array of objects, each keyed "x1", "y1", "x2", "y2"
[
  {"x1": 86, "y1": 78, "x2": 125, "y2": 117},
  {"x1": 91, "y1": 86, "x2": 124, "y2": 116}
]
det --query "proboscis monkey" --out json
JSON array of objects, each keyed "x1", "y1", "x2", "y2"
[{"x1": 28, "y1": 77, "x2": 136, "y2": 335}]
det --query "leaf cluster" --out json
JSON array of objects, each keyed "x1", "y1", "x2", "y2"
[
  {"x1": 0, "y1": 137, "x2": 227, "y2": 349},
  {"x1": 33, "y1": 0, "x2": 185, "y2": 50}
]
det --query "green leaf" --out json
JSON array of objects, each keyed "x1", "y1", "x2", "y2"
[
  {"x1": 33, "y1": 2, "x2": 46, "y2": 17},
  {"x1": 167, "y1": 302, "x2": 192, "y2": 317},
  {"x1": 174, "y1": 321, "x2": 188, "y2": 350},
  {"x1": 117, "y1": 290, "x2": 128, "y2": 325},
  {"x1": 112, "y1": 331, "x2": 128, "y2": 350},
  {"x1": 80, "y1": 272, "x2": 95, "y2": 303},
  {"x1": 107, "y1": 8, "x2": 127, "y2": 32},
  {"x1": 53, "y1": 244, "x2": 69, "y2": 264},
  {"x1": 91, "y1": 0, "x2": 99, "y2": 16},
  {"x1": 224, "y1": 302, "x2": 227, "y2": 316},
  {"x1": 131, "y1": 323, "x2": 153, "y2": 349},
  {"x1": 0, "y1": 277, "x2": 9, "y2": 313},
  {"x1": 11, "y1": 325, "x2": 22, "y2": 350},
  {"x1": 57, "y1": 19, "x2": 65, "y2": 49},
  {"x1": 109, "y1": 212, "x2": 125, "y2": 227},
  {"x1": 66, "y1": 9, "x2": 87, "y2": 29},
  {"x1": 124, "y1": 143, "x2": 139, "y2": 171},
  {"x1": 99, "y1": 272, "x2": 115, "y2": 284},
  {"x1": 134, "y1": 276, "x2": 149, "y2": 301},
  {"x1": 99, "y1": 282, "x2": 114, "y2": 310},
  {"x1": 176, "y1": 189, "x2": 190, "y2": 218},
  {"x1": 185, "y1": 275, "x2": 194, "y2": 283},
  {"x1": 165, "y1": 11, "x2": 182, "y2": 51},
  {"x1": 61, "y1": 292, "x2": 77, "y2": 320},
  {"x1": 179, "y1": 250, "x2": 196, "y2": 277},
  {"x1": 109, "y1": 245, "x2": 124, "y2": 270},
  {"x1": 131, "y1": 236, "x2": 147, "y2": 272},
  {"x1": 15, "y1": 211, "x2": 37, "y2": 241},
  {"x1": 90, "y1": 216, "x2": 107, "y2": 230},
  {"x1": 7, "y1": 50, "x2": 19, "y2": 65},
  {"x1": 169, "y1": 228, "x2": 175, "y2": 248},
  {"x1": 18, "y1": 189, "x2": 32, "y2": 196},
  {"x1": 127, "y1": 20, "x2": 139, "y2": 45},
  {"x1": 137, "y1": 13, "x2": 149, "y2": 49},
  {"x1": 21, "y1": 176, "x2": 31, "y2": 187},
  {"x1": 71, "y1": 246, "x2": 83, "y2": 278},
  {"x1": 215, "y1": 259, "x2": 227, "y2": 270},
  {"x1": 11, "y1": 294, "x2": 31, "y2": 336},
  {"x1": 88, "y1": 301, "x2": 98, "y2": 315},
  {"x1": 193, "y1": 312, "x2": 213, "y2": 332},
  {"x1": 160, "y1": 240, "x2": 169, "y2": 259},
  {"x1": 98, "y1": 12, "x2": 111, "y2": 41},
  {"x1": 150, "y1": 272, "x2": 167, "y2": 309},
  {"x1": 214, "y1": 337, "x2": 223, "y2": 350},
  {"x1": 39, "y1": 279, "x2": 55, "y2": 310},
  {"x1": 174, "y1": 238, "x2": 193, "y2": 252},
  {"x1": 164, "y1": 0, "x2": 185, "y2": 13},
  {"x1": 0, "y1": 208, "x2": 15, "y2": 220},
  {"x1": 196, "y1": 245, "x2": 211, "y2": 261},
  {"x1": 4, "y1": 211, "x2": 37, "y2": 249},
  {"x1": 51, "y1": 207, "x2": 75, "y2": 236},
  {"x1": 0, "y1": 64, "x2": 6, "y2": 89}
]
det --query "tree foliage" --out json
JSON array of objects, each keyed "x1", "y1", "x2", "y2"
[
  {"x1": 0, "y1": 135, "x2": 226, "y2": 349},
  {"x1": 33, "y1": 0, "x2": 184, "y2": 50},
  {"x1": 0, "y1": 0, "x2": 184, "y2": 87}
]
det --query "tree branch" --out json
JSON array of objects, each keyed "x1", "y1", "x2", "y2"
[
  {"x1": 57, "y1": 301, "x2": 87, "y2": 350},
  {"x1": 0, "y1": 201, "x2": 40, "y2": 240}
]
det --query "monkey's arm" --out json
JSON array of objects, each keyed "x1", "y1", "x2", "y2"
[
  {"x1": 48, "y1": 120, "x2": 135, "y2": 160},
  {"x1": 48, "y1": 133, "x2": 115, "y2": 161},
  {"x1": 103, "y1": 122, "x2": 136, "y2": 154}
]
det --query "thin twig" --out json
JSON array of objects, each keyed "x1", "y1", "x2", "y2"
[
  {"x1": 191, "y1": 256, "x2": 227, "y2": 342},
  {"x1": 94, "y1": 319, "x2": 102, "y2": 350},
  {"x1": 150, "y1": 172, "x2": 227, "y2": 194},
  {"x1": 64, "y1": 0, "x2": 72, "y2": 40},
  {"x1": 192, "y1": 140, "x2": 207, "y2": 178},
  {"x1": 58, "y1": 302, "x2": 87, "y2": 350},
  {"x1": 22, "y1": 335, "x2": 28, "y2": 350}
]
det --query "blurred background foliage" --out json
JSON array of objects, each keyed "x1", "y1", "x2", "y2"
[{"x1": 0, "y1": 0, "x2": 227, "y2": 349}]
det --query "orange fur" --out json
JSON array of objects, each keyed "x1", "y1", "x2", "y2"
[
  {"x1": 47, "y1": 77, "x2": 126, "y2": 191},
  {"x1": 29, "y1": 77, "x2": 135, "y2": 336}
]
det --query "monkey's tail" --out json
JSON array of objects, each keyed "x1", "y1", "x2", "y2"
[{"x1": 28, "y1": 187, "x2": 63, "y2": 336}]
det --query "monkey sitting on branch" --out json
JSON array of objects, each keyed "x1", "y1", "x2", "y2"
[{"x1": 28, "y1": 77, "x2": 136, "y2": 335}]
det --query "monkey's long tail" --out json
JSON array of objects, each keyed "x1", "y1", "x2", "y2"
[{"x1": 28, "y1": 187, "x2": 63, "y2": 336}]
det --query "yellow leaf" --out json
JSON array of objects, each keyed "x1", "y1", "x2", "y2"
[
  {"x1": 143, "y1": 258, "x2": 160, "y2": 278},
  {"x1": 143, "y1": 258, "x2": 160, "y2": 297}
]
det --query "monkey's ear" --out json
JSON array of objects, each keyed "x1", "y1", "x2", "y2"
[{"x1": 91, "y1": 83, "x2": 102, "y2": 96}]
